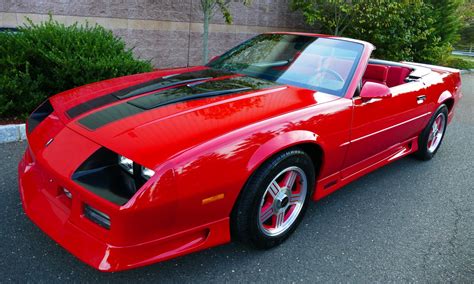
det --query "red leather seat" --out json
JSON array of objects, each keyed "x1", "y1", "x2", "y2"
[
  {"x1": 363, "y1": 64, "x2": 388, "y2": 85},
  {"x1": 386, "y1": 66, "x2": 412, "y2": 87}
]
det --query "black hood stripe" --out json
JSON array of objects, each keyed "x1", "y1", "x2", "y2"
[
  {"x1": 128, "y1": 87, "x2": 252, "y2": 110},
  {"x1": 115, "y1": 76, "x2": 213, "y2": 100},
  {"x1": 66, "y1": 69, "x2": 233, "y2": 119},
  {"x1": 78, "y1": 76, "x2": 280, "y2": 130}
]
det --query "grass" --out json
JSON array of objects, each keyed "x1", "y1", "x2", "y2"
[
  {"x1": 452, "y1": 54, "x2": 474, "y2": 62},
  {"x1": 442, "y1": 55, "x2": 474, "y2": 69}
]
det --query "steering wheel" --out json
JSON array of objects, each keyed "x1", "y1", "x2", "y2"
[{"x1": 312, "y1": 68, "x2": 344, "y2": 82}]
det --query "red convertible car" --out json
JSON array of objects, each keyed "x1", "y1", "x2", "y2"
[{"x1": 18, "y1": 32, "x2": 461, "y2": 271}]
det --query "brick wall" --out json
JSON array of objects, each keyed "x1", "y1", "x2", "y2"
[{"x1": 0, "y1": 0, "x2": 309, "y2": 68}]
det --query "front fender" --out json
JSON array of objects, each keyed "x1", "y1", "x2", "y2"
[{"x1": 247, "y1": 130, "x2": 321, "y2": 173}]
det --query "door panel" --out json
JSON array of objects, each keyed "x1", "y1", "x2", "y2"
[{"x1": 342, "y1": 82, "x2": 428, "y2": 176}]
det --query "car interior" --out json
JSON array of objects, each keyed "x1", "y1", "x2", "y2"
[{"x1": 363, "y1": 61, "x2": 414, "y2": 88}]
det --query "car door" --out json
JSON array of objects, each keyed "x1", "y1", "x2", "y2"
[{"x1": 342, "y1": 81, "x2": 429, "y2": 177}]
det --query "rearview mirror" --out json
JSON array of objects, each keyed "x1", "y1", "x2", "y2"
[{"x1": 360, "y1": 82, "x2": 392, "y2": 100}]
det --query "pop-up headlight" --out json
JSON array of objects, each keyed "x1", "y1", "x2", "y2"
[
  {"x1": 118, "y1": 155, "x2": 134, "y2": 174},
  {"x1": 119, "y1": 155, "x2": 154, "y2": 180},
  {"x1": 72, "y1": 148, "x2": 156, "y2": 206},
  {"x1": 141, "y1": 166, "x2": 155, "y2": 180}
]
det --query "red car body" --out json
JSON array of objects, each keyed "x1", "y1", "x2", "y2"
[{"x1": 18, "y1": 32, "x2": 462, "y2": 272}]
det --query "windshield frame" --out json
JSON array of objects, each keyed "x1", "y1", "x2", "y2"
[{"x1": 207, "y1": 33, "x2": 369, "y2": 98}]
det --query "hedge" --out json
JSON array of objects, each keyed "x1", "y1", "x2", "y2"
[{"x1": 0, "y1": 17, "x2": 153, "y2": 118}]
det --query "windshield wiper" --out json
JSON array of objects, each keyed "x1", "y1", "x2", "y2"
[{"x1": 250, "y1": 60, "x2": 290, "y2": 68}]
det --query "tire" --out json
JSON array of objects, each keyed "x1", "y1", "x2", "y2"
[
  {"x1": 415, "y1": 104, "x2": 448, "y2": 160},
  {"x1": 231, "y1": 148, "x2": 315, "y2": 249}
]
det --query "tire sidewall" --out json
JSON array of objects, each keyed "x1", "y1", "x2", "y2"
[
  {"x1": 417, "y1": 104, "x2": 448, "y2": 160},
  {"x1": 237, "y1": 149, "x2": 315, "y2": 248}
]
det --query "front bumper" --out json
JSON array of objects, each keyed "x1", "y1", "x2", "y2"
[{"x1": 18, "y1": 146, "x2": 230, "y2": 272}]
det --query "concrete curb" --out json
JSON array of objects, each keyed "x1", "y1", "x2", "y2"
[{"x1": 0, "y1": 124, "x2": 26, "y2": 143}]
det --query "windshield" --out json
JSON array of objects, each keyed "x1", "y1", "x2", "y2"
[{"x1": 207, "y1": 34, "x2": 364, "y2": 97}]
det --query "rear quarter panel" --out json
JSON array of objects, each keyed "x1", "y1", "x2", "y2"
[
  {"x1": 403, "y1": 63, "x2": 461, "y2": 124},
  {"x1": 423, "y1": 71, "x2": 460, "y2": 123}
]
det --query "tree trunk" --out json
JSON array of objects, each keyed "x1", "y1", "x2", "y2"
[{"x1": 202, "y1": 10, "x2": 211, "y2": 64}]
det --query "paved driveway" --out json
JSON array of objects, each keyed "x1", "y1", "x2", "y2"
[{"x1": 1, "y1": 75, "x2": 473, "y2": 282}]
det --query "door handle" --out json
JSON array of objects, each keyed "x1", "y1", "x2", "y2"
[{"x1": 417, "y1": 95, "x2": 426, "y2": 104}]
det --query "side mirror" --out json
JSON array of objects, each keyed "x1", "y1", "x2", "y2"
[{"x1": 360, "y1": 81, "x2": 392, "y2": 100}]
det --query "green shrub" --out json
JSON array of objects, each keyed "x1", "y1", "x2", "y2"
[
  {"x1": 443, "y1": 56, "x2": 474, "y2": 69},
  {"x1": 0, "y1": 17, "x2": 153, "y2": 118}
]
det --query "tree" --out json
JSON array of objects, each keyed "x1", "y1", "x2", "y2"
[
  {"x1": 291, "y1": 0, "x2": 464, "y2": 64},
  {"x1": 200, "y1": 0, "x2": 251, "y2": 64},
  {"x1": 426, "y1": 0, "x2": 463, "y2": 46},
  {"x1": 346, "y1": 0, "x2": 445, "y2": 63},
  {"x1": 458, "y1": 0, "x2": 474, "y2": 51},
  {"x1": 290, "y1": 0, "x2": 360, "y2": 36}
]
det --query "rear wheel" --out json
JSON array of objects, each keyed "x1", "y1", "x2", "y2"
[
  {"x1": 231, "y1": 149, "x2": 315, "y2": 249},
  {"x1": 415, "y1": 105, "x2": 448, "y2": 160}
]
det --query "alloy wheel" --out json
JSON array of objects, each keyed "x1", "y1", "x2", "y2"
[{"x1": 258, "y1": 166, "x2": 308, "y2": 237}]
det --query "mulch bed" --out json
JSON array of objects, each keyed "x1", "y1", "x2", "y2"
[{"x1": 0, "y1": 117, "x2": 25, "y2": 125}]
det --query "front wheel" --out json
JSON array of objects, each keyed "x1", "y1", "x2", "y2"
[
  {"x1": 415, "y1": 105, "x2": 448, "y2": 160},
  {"x1": 231, "y1": 149, "x2": 315, "y2": 249}
]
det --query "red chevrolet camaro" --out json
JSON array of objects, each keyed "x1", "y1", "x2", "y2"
[{"x1": 18, "y1": 32, "x2": 462, "y2": 271}]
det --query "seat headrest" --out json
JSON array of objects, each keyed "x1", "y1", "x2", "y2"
[
  {"x1": 364, "y1": 64, "x2": 388, "y2": 83},
  {"x1": 386, "y1": 66, "x2": 412, "y2": 87}
]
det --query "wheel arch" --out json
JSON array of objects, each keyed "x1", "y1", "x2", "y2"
[
  {"x1": 246, "y1": 130, "x2": 325, "y2": 178},
  {"x1": 437, "y1": 90, "x2": 454, "y2": 112},
  {"x1": 230, "y1": 131, "x2": 325, "y2": 239}
]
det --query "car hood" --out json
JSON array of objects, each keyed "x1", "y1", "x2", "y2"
[{"x1": 49, "y1": 66, "x2": 339, "y2": 168}]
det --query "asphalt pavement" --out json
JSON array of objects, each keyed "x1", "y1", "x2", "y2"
[{"x1": 1, "y1": 75, "x2": 473, "y2": 282}]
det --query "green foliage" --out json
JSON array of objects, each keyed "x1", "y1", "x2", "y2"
[
  {"x1": 290, "y1": 0, "x2": 360, "y2": 36},
  {"x1": 200, "y1": 0, "x2": 252, "y2": 63},
  {"x1": 291, "y1": 0, "x2": 464, "y2": 64},
  {"x1": 346, "y1": 0, "x2": 452, "y2": 64},
  {"x1": 444, "y1": 56, "x2": 474, "y2": 69},
  {"x1": 427, "y1": 0, "x2": 463, "y2": 45},
  {"x1": 457, "y1": 1, "x2": 474, "y2": 50},
  {"x1": 0, "y1": 17, "x2": 152, "y2": 118}
]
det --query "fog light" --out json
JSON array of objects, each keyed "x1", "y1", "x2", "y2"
[
  {"x1": 84, "y1": 205, "x2": 110, "y2": 230},
  {"x1": 63, "y1": 188, "x2": 72, "y2": 199}
]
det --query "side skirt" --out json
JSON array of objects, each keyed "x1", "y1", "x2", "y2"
[{"x1": 312, "y1": 136, "x2": 419, "y2": 201}]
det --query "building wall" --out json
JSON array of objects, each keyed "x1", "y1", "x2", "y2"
[{"x1": 0, "y1": 0, "x2": 309, "y2": 68}]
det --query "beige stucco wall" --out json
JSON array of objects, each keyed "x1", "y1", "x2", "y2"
[{"x1": 1, "y1": 0, "x2": 309, "y2": 68}]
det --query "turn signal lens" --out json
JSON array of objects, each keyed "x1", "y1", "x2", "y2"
[{"x1": 118, "y1": 155, "x2": 134, "y2": 174}]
